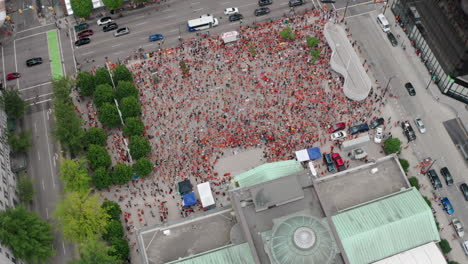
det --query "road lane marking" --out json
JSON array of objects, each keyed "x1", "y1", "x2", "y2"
[
  {"x1": 163, "y1": 9, "x2": 172, "y2": 12},
  {"x1": 335, "y1": 0, "x2": 374, "y2": 10},
  {"x1": 17, "y1": 23, "x2": 54, "y2": 34},
  {"x1": 56, "y1": 30, "x2": 66, "y2": 76},
  {"x1": 15, "y1": 31, "x2": 46, "y2": 41},
  {"x1": 42, "y1": 110, "x2": 56, "y2": 189},
  {"x1": 193, "y1": 8, "x2": 204, "y2": 12},
  {"x1": 135, "y1": 21, "x2": 148, "y2": 26},
  {"x1": 280, "y1": 2, "x2": 288, "y2": 5},
  {"x1": 111, "y1": 43, "x2": 122, "y2": 48},
  {"x1": 81, "y1": 51, "x2": 95, "y2": 56},
  {"x1": 165, "y1": 15, "x2": 175, "y2": 19},
  {"x1": 34, "y1": 122, "x2": 37, "y2": 132},
  {"x1": 169, "y1": 29, "x2": 177, "y2": 32},
  {"x1": 346, "y1": 10, "x2": 376, "y2": 19},
  {"x1": 37, "y1": 150, "x2": 40, "y2": 161},
  {"x1": 62, "y1": 241, "x2": 66, "y2": 254},
  {"x1": 192, "y1": 1, "x2": 200, "y2": 4},
  {"x1": 13, "y1": 40, "x2": 18, "y2": 88},
  {"x1": 45, "y1": 207, "x2": 49, "y2": 219},
  {"x1": 42, "y1": 179, "x2": 45, "y2": 190},
  {"x1": 220, "y1": 1, "x2": 230, "y2": 4},
  {"x1": 29, "y1": 99, "x2": 51, "y2": 105},
  {"x1": 25, "y1": 92, "x2": 53, "y2": 101}
]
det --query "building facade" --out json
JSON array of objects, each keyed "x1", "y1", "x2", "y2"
[
  {"x1": 392, "y1": 0, "x2": 468, "y2": 103},
  {"x1": 0, "y1": 105, "x2": 19, "y2": 264}
]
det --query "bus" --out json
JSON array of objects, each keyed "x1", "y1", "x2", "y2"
[{"x1": 187, "y1": 14, "x2": 219, "y2": 32}]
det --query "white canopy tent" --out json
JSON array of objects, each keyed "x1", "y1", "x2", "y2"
[{"x1": 197, "y1": 182, "x2": 215, "y2": 208}]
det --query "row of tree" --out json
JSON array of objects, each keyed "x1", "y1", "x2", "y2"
[{"x1": 71, "y1": 0, "x2": 150, "y2": 19}]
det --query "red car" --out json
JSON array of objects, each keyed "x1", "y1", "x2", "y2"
[
  {"x1": 328, "y1": 122, "x2": 346, "y2": 133},
  {"x1": 6, "y1": 73, "x2": 21, "y2": 81},
  {"x1": 77, "y1": 29, "x2": 94, "y2": 38},
  {"x1": 331, "y1": 153, "x2": 346, "y2": 171}
]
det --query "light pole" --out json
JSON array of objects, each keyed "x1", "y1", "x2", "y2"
[
  {"x1": 383, "y1": 75, "x2": 396, "y2": 97},
  {"x1": 342, "y1": 0, "x2": 350, "y2": 22},
  {"x1": 426, "y1": 75, "x2": 437, "y2": 90}
]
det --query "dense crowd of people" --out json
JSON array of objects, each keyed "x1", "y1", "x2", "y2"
[{"x1": 74, "y1": 9, "x2": 388, "y2": 257}]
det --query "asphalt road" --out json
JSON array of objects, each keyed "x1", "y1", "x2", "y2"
[{"x1": 344, "y1": 3, "x2": 468, "y2": 261}]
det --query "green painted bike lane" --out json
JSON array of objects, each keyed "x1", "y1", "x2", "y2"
[{"x1": 47, "y1": 30, "x2": 63, "y2": 79}]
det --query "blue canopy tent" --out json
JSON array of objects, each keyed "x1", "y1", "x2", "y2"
[
  {"x1": 295, "y1": 147, "x2": 322, "y2": 161},
  {"x1": 182, "y1": 192, "x2": 197, "y2": 207}
]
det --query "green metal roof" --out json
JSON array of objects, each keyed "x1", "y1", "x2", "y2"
[
  {"x1": 232, "y1": 160, "x2": 303, "y2": 188},
  {"x1": 332, "y1": 187, "x2": 440, "y2": 264},
  {"x1": 165, "y1": 243, "x2": 255, "y2": 264}
]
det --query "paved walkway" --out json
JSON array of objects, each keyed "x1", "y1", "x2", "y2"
[{"x1": 324, "y1": 22, "x2": 371, "y2": 101}]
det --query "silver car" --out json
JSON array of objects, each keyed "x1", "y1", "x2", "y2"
[
  {"x1": 414, "y1": 118, "x2": 426, "y2": 133},
  {"x1": 114, "y1": 27, "x2": 130, "y2": 37}
]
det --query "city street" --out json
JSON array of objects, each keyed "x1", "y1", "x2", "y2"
[{"x1": 0, "y1": 0, "x2": 467, "y2": 263}]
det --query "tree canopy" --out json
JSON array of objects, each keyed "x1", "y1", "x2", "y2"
[
  {"x1": 60, "y1": 158, "x2": 91, "y2": 194},
  {"x1": 98, "y1": 103, "x2": 121, "y2": 128},
  {"x1": 94, "y1": 67, "x2": 113, "y2": 87},
  {"x1": 87, "y1": 144, "x2": 111, "y2": 169},
  {"x1": 76, "y1": 71, "x2": 96, "y2": 97},
  {"x1": 94, "y1": 84, "x2": 115, "y2": 108},
  {"x1": 129, "y1": 136, "x2": 151, "y2": 160},
  {"x1": 7, "y1": 131, "x2": 32, "y2": 153},
  {"x1": 384, "y1": 138, "x2": 402, "y2": 154},
  {"x1": 116, "y1": 81, "x2": 138, "y2": 101},
  {"x1": 108, "y1": 237, "x2": 129, "y2": 261},
  {"x1": 17, "y1": 174, "x2": 34, "y2": 204},
  {"x1": 120, "y1": 96, "x2": 141, "y2": 119},
  {"x1": 0, "y1": 207, "x2": 54, "y2": 263},
  {"x1": 70, "y1": 0, "x2": 93, "y2": 18},
  {"x1": 279, "y1": 26, "x2": 296, "y2": 40},
  {"x1": 102, "y1": 200, "x2": 121, "y2": 220},
  {"x1": 54, "y1": 191, "x2": 110, "y2": 243},
  {"x1": 92, "y1": 167, "x2": 113, "y2": 190},
  {"x1": 102, "y1": 0, "x2": 124, "y2": 10},
  {"x1": 112, "y1": 65, "x2": 134, "y2": 85},
  {"x1": 70, "y1": 238, "x2": 119, "y2": 264},
  {"x1": 133, "y1": 158, "x2": 153, "y2": 178},
  {"x1": 103, "y1": 219, "x2": 124, "y2": 241},
  {"x1": 112, "y1": 163, "x2": 133, "y2": 185},
  {"x1": 123, "y1": 117, "x2": 145, "y2": 137},
  {"x1": 0, "y1": 89, "x2": 28, "y2": 120},
  {"x1": 84, "y1": 127, "x2": 107, "y2": 147}
]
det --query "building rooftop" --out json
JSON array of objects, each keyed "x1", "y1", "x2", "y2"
[
  {"x1": 165, "y1": 243, "x2": 255, "y2": 264},
  {"x1": 232, "y1": 160, "x2": 303, "y2": 188},
  {"x1": 373, "y1": 242, "x2": 446, "y2": 264},
  {"x1": 332, "y1": 188, "x2": 440, "y2": 264},
  {"x1": 314, "y1": 155, "x2": 409, "y2": 216}
]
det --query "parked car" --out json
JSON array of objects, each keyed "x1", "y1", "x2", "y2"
[
  {"x1": 229, "y1": 13, "x2": 243, "y2": 22},
  {"x1": 149, "y1": 34, "x2": 164, "y2": 41},
  {"x1": 427, "y1": 169, "x2": 442, "y2": 189},
  {"x1": 349, "y1": 123, "x2": 369, "y2": 135},
  {"x1": 452, "y1": 218, "x2": 464, "y2": 237},
  {"x1": 460, "y1": 183, "x2": 468, "y2": 201},
  {"x1": 114, "y1": 27, "x2": 130, "y2": 37},
  {"x1": 103, "y1": 23, "x2": 118, "y2": 32},
  {"x1": 224, "y1": 8, "x2": 239, "y2": 15},
  {"x1": 77, "y1": 29, "x2": 94, "y2": 38},
  {"x1": 462, "y1": 241, "x2": 468, "y2": 255},
  {"x1": 401, "y1": 120, "x2": 416, "y2": 142},
  {"x1": 289, "y1": 0, "x2": 304, "y2": 7},
  {"x1": 369, "y1": 117, "x2": 384, "y2": 129},
  {"x1": 440, "y1": 167, "x2": 453, "y2": 185},
  {"x1": 387, "y1": 32, "x2": 398, "y2": 47},
  {"x1": 255, "y1": 7, "x2": 270, "y2": 16},
  {"x1": 331, "y1": 131, "x2": 347, "y2": 141},
  {"x1": 414, "y1": 118, "x2": 426, "y2": 133},
  {"x1": 26, "y1": 57, "x2": 43, "y2": 67},
  {"x1": 258, "y1": 0, "x2": 272, "y2": 6},
  {"x1": 442, "y1": 197, "x2": 454, "y2": 215},
  {"x1": 331, "y1": 153, "x2": 346, "y2": 171},
  {"x1": 374, "y1": 127, "x2": 383, "y2": 143},
  {"x1": 97, "y1": 17, "x2": 113, "y2": 26},
  {"x1": 74, "y1": 23, "x2": 89, "y2": 32},
  {"x1": 74, "y1": 37, "x2": 90, "y2": 46},
  {"x1": 405, "y1": 82, "x2": 416, "y2": 96},
  {"x1": 6, "y1": 72, "x2": 21, "y2": 80},
  {"x1": 328, "y1": 122, "x2": 346, "y2": 133},
  {"x1": 323, "y1": 153, "x2": 335, "y2": 172}
]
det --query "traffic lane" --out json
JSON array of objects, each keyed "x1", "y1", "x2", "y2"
[
  {"x1": 14, "y1": 33, "x2": 52, "y2": 89},
  {"x1": 59, "y1": 28, "x2": 78, "y2": 76},
  {"x1": 2, "y1": 44, "x2": 18, "y2": 85}
]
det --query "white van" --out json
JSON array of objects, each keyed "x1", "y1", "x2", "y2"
[{"x1": 376, "y1": 14, "x2": 390, "y2": 33}]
